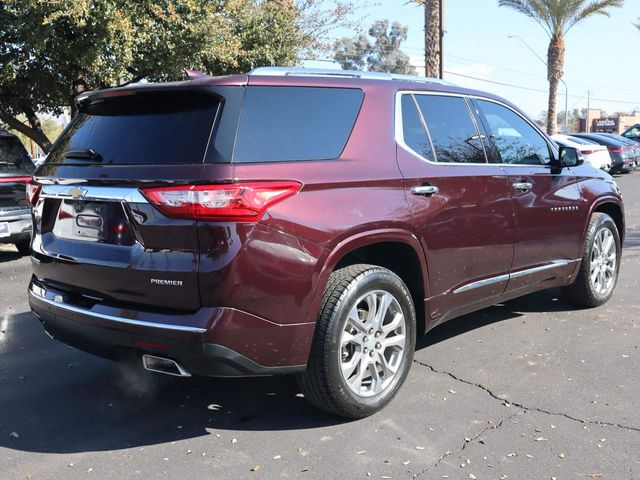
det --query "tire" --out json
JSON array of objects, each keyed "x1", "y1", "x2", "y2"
[
  {"x1": 14, "y1": 239, "x2": 30, "y2": 256},
  {"x1": 297, "y1": 264, "x2": 416, "y2": 418},
  {"x1": 562, "y1": 212, "x2": 621, "y2": 308}
]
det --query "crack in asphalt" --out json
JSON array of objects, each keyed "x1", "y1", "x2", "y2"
[
  {"x1": 412, "y1": 412, "x2": 525, "y2": 479},
  {"x1": 413, "y1": 359, "x2": 640, "y2": 434}
]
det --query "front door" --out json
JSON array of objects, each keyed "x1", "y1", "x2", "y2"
[
  {"x1": 396, "y1": 92, "x2": 515, "y2": 323},
  {"x1": 473, "y1": 98, "x2": 585, "y2": 291}
]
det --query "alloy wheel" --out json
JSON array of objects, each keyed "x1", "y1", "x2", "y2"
[
  {"x1": 590, "y1": 226, "x2": 617, "y2": 296},
  {"x1": 339, "y1": 290, "x2": 407, "y2": 397}
]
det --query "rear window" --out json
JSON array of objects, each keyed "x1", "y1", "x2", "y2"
[
  {"x1": 0, "y1": 136, "x2": 35, "y2": 176},
  {"x1": 234, "y1": 86, "x2": 364, "y2": 163},
  {"x1": 47, "y1": 90, "x2": 220, "y2": 165}
]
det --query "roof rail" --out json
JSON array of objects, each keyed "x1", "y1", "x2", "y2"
[{"x1": 249, "y1": 66, "x2": 455, "y2": 86}]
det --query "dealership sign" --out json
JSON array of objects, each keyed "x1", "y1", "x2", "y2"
[{"x1": 595, "y1": 118, "x2": 617, "y2": 128}]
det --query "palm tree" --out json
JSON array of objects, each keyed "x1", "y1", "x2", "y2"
[{"x1": 499, "y1": 0, "x2": 623, "y2": 135}]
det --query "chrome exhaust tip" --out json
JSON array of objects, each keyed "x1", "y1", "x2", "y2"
[{"x1": 142, "y1": 354, "x2": 191, "y2": 377}]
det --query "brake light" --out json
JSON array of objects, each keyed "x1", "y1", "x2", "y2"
[
  {"x1": 26, "y1": 181, "x2": 41, "y2": 206},
  {"x1": 581, "y1": 150, "x2": 596, "y2": 155},
  {"x1": 608, "y1": 147, "x2": 623, "y2": 153},
  {"x1": 0, "y1": 176, "x2": 31, "y2": 184},
  {"x1": 140, "y1": 182, "x2": 302, "y2": 222}
]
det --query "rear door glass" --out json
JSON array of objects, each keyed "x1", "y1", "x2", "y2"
[
  {"x1": 234, "y1": 86, "x2": 363, "y2": 163},
  {"x1": 399, "y1": 95, "x2": 434, "y2": 161},
  {"x1": 413, "y1": 95, "x2": 487, "y2": 164},
  {"x1": 47, "y1": 91, "x2": 220, "y2": 165}
]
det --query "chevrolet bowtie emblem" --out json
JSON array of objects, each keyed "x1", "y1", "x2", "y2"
[{"x1": 67, "y1": 187, "x2": 88, "y2": 199}]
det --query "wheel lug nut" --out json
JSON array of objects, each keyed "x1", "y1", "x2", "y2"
[
  {"x1": 363, "y1": 347, "x2": 368, "y2": 354},
  {"x1": 369, "y1": 350, "x2": 375, "y2": 357},
  {"x1": 368, "y1": 328, "x2": 374, "y2": 335},
  {"x1": 363, "y1": 336, "x2": 368, "y2": 343},
  {"x1": 375, "y1": 342, "x2": 381, "y2": 349},
  {"x1": 375, "y1": 331, "x2": 381, "y2": 338}
]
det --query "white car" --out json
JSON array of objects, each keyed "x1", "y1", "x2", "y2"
[{"x1": 552, "y1": 134, "x2": 612, "y2": 172}]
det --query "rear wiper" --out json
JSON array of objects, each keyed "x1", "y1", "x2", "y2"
[{"x1": 63, "y1": 148, "x2": 102, "y2": 162}]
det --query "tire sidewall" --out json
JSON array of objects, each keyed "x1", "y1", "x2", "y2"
[
  {"x1": 324, "y1": 269, "x2": 416, "y2": 416},
  {"x1": 585, "y1": 215, "x2": 621, "y2": 303}
]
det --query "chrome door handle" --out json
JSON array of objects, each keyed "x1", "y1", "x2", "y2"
[
  {"x1": 411, "y1": 185, "x2": 439, "y2": 196},
  {"x1": 513, "y1": 182, "x2": 533, "y2": 193}
]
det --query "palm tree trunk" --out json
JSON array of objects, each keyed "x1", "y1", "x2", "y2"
[
  {"x1": 424, "y1": 0, "x2": 440, "y2": 78},
  {"x1": 546, "y1": 33, "x2": 565, "y2": 135}
]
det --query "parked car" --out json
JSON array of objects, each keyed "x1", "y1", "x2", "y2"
[
  {"x1": 551, "y1": 134, "x2": 612, "y2": 172},
  {"x1": 28, "y1": 67, "x2": 624, "y2": 418},
  {"x1": 622, "y1": 124, "x2": 640, "y2": 143},
  {"x1": 571, "y1": 133, "x2": 634, "y2": 174},
  {"x1": 0, "y1": 130, "x2": 34, "y2": 254},
  {"x1": 592, "y1": 133, "x2": 639, "y2": 168}
]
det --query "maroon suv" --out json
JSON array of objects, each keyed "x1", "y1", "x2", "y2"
[{"x1": 28, "y1": 67, "x2": 624, "y2": 418}]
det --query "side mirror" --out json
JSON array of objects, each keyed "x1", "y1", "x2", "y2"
[{"x1": 558, "y1": 146, "x2": 583, "y2": 167}]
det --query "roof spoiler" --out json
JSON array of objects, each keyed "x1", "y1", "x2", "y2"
[{"x1": 184, "y1": 69, "x2": 210, "y2": 80}]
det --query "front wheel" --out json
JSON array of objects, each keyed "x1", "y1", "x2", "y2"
[
  {"x1": 562, "y1": 212, "x2": 621, "y2": 307},
  {"x1": 297, "y1": 264, "x2": 416, "y2": 418}
]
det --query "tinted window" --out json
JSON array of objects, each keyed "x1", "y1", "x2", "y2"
[
  {"x1": 0, "y1": 136, "x2": 35, "y2": 175},
  {"x1": 47, "y1": 91, "x2": 219, "y2": 165},
  {"x1": 400, "y1": 95, "x2": 433, "y2": 161},
  {"x1": 477, "y1": 100, "x2": 551, "y2": 166},
  {"x1": 413, "y1": 95, "x2": 486, "y2": 163},
  {"x1": 566, "y1": 136, "x2": 598, "y2": 145},
  {"x1": 624, "y1": 126, "x2": 640, "y2": 137},
  {"x1": 234, "y1": 87, "x2": 363, "y2": 163}
]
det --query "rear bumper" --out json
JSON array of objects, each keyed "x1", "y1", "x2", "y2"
[
  {"x1": 0, "y1": 213, "x2": 31, "y2": 244},
  {"x1": 28, "y1": 278, "x2": 312, "y2": 377}
]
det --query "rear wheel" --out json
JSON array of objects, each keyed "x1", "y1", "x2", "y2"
[
  {"x1": 562, "y1": 213, "x2": 620, "y2": 307},
  {"x1": 297, "y1": 264, "x2": 416, "y2": 418},
  {"x1": 14, "y1": 240, "x2": 30, "y2": 256}
]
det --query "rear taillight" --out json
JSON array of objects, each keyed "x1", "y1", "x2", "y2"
[
  {"x1": 608, "y1": 147, "x2": 623, "y2": 153},
  {"x1": 581, "y1": 150, "x2": 596, "y2": 155},
  {"x1": 140, "y1": 182, "x2": 302, "y2": 222},
  {"x1": 0, "y1": 176, "x2": 31, "y2": 184},
  {"x1": 26, "y1": 181, "x2": 41, "y2": 206}
]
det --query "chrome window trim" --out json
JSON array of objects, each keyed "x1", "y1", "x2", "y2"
[
  {"x1": 394, "y1": 90, "x2": 558, "y2": 168},
  {"x1": 453, "y1": 259, "x2": 577, "y2": 294},
  {"x1": 40, "y1": 185, "x2": 149, "y2": 204},
  {"x1": 29, "y1": 284, "x2": 207, "y2": 334}
]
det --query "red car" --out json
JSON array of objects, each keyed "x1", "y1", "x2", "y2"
[{"x1": 28, "y1": 67, "x2": 624, "y2": 418}]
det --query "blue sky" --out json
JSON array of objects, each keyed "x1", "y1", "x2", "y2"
[{"x1": 306, "y1": 0, "x2": 640, "y2": 118}]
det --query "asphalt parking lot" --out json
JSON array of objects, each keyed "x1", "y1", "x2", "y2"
[{"x1": 1, "y1": 173, "x2": 639, "y2": 480}]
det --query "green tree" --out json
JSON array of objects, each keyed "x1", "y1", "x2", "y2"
[
  {"x1": 334, "y1": 20, "x2": 417, "y2": 75},
  {"x1": 0, "y1": 0, "x2": 361, "y2": 153},
  {"x1": 499, "y1": 0, "x2": 623, "y2": 135}
]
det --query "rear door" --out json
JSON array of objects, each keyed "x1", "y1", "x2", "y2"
[
  {"x1": 31, "y1": 88, "x2": 236, "y2": 312},
  {"x1": 396, "y1": 92, "x2": 514, "y2": 322},
  {"x1": 473, "y1": 98, "x2": 585, "y2": 291}
]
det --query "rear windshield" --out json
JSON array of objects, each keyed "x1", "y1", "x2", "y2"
[
  {"x1": 234, "y1": 86, "x2": 364, "y2": 163},
  {"x1": 47, "y1": 90, "x2": 220, "y2": 165},
  {"x1": 0, "y1": 136, "x2": 35, "y2": 176}
]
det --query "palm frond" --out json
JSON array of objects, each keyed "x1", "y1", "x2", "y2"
[{"x1": 499, "y1": 0, "x2": 624, "y2": 35}]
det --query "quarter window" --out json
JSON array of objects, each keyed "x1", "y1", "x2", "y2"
[
  {"x1": 234, "y1": 86, "x2": 363, "y2": 163},
  {"x1": 476, "y1": 100, "x2": 551, "y2": 166}
]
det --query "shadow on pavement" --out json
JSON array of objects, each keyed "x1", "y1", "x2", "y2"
[
  {"x1": 0, "y1": 248, "x2": 23, "y2": 263},
  {"x1": 0, "y1": 287, "x2": 590, "y2": 455}
]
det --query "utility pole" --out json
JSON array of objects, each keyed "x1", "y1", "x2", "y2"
[{"x1": 586, "y1": 90, "x2": 591, "y2": 132}]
